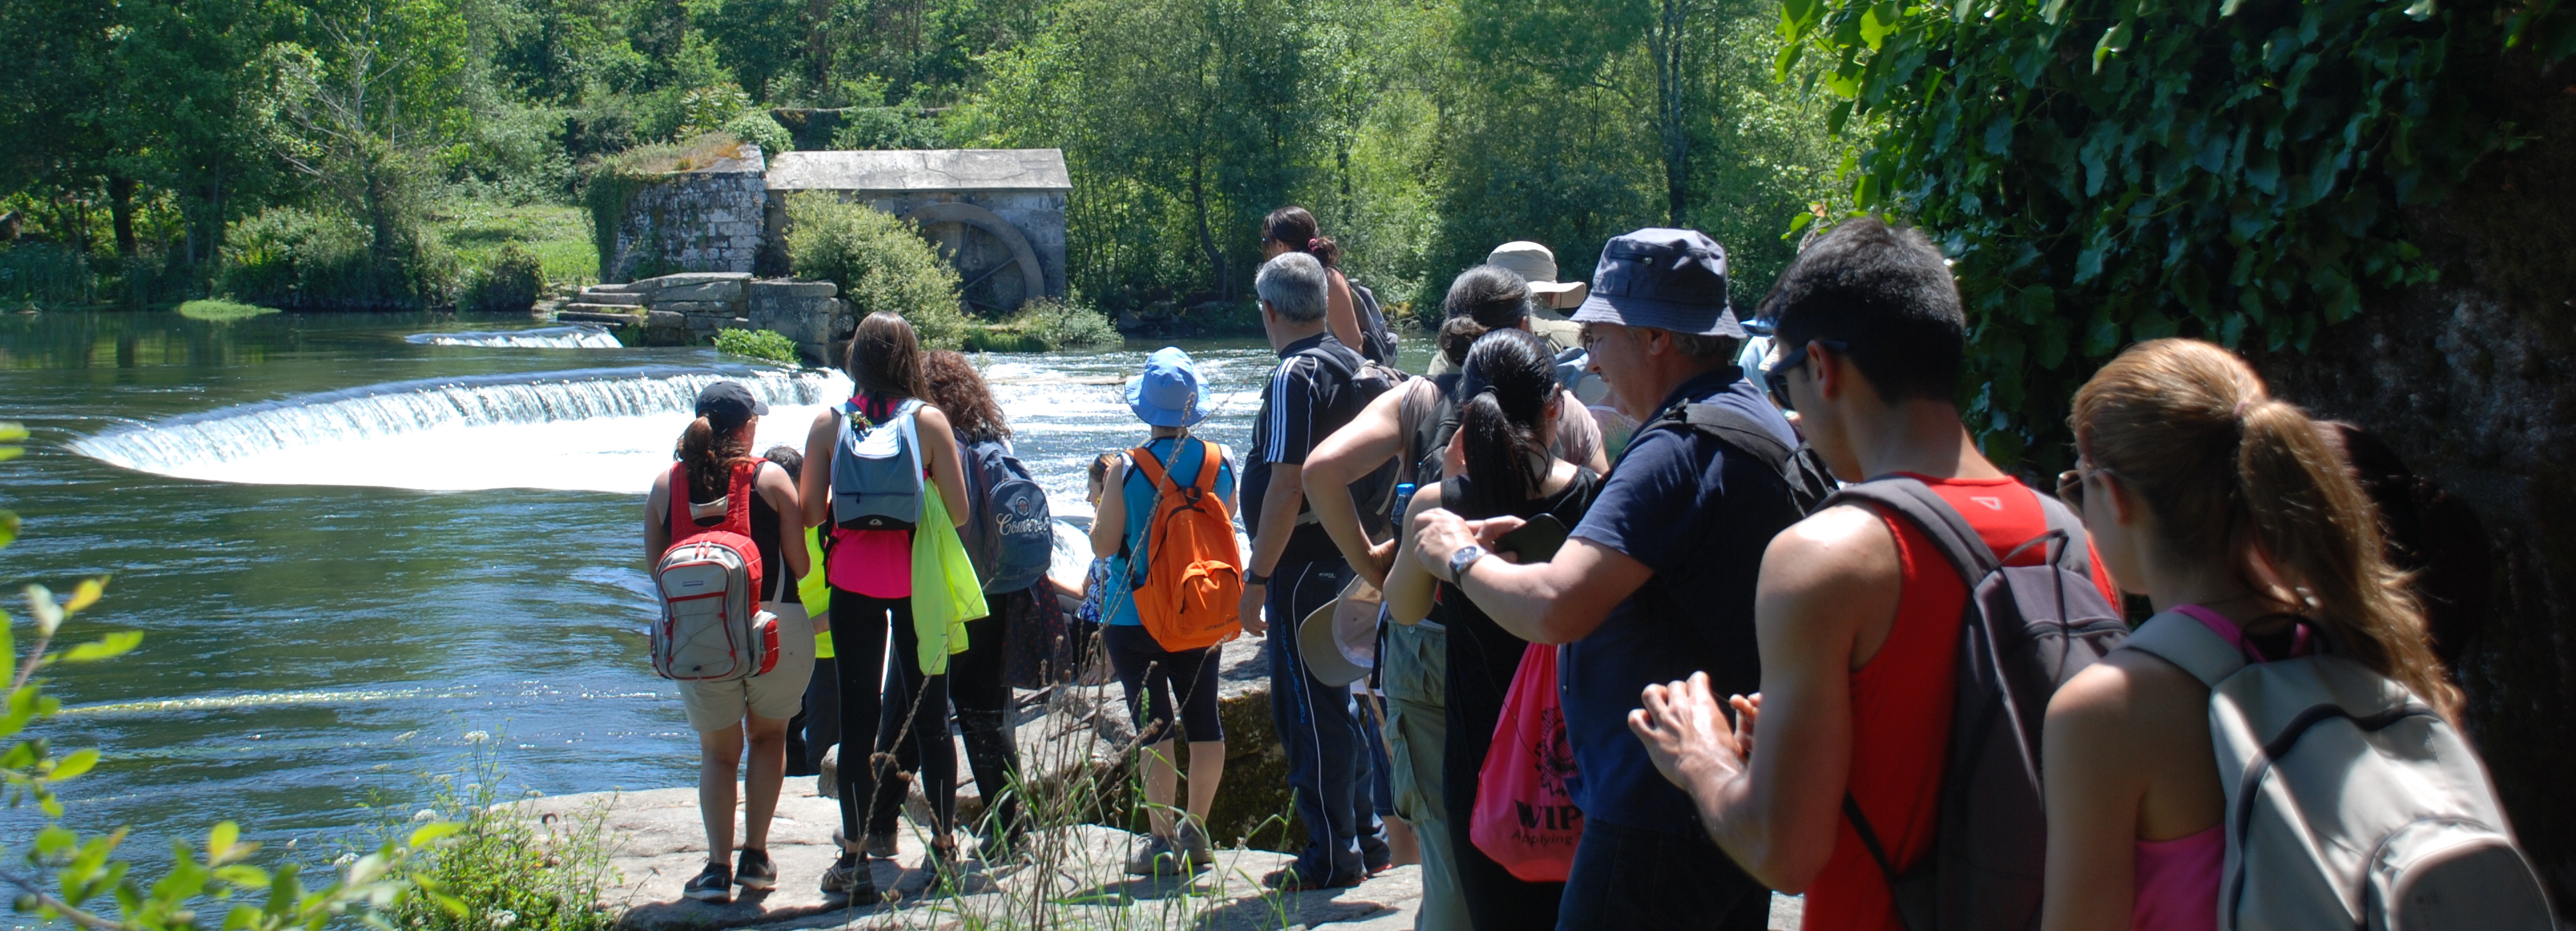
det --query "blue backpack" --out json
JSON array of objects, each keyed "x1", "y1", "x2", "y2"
[
  {"x1": 830, "y1": 397, "x2": 923, "y2": 530},
  {"x1": 962, "y1": 437, "x2": 1054, "y2": 592}
]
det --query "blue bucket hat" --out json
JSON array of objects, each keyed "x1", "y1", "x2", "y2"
[
  {"x1": 1571, "y1": 228, "x2": 1745, "y2": 338},
  {"x1": 1127, "y1": 347, "x2": 1211, "y2": 428}
]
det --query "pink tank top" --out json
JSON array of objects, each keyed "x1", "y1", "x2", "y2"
[{"x1": 2130, "y1": 604, "x2": 2314, "y2": 931}]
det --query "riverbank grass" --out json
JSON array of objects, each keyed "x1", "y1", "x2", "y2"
[{"x1": 432, "y1": 202, "x2": 599, "y2": 289}]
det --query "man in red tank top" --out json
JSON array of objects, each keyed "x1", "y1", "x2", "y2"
[{"x1": 1625, "y1": 219, "x2": 2116, "y2": 931}]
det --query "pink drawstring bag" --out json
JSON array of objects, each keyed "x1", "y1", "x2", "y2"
[{"x1": 1470, "y1": 642, "x2": 1583, "y2": 882}]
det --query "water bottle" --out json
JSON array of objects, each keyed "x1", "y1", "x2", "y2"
[{"x1": 1392, "y1": 482, "x2": 1418, "y2": 518}]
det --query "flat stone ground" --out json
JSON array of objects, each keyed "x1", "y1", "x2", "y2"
[{"x1": 523, "y1": 783, "x2": 1805, "y2": 931}]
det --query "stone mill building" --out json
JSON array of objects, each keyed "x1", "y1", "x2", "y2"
[{"x1": 761, "y1": 148, "x2": 1070, "y2": 313}]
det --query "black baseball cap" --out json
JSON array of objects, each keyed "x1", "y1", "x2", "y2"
[
  {"x1": 695, "y1": 381, "x2": 768, "y2": 427},
  {"x1": 1571, "y1": 228, "x2": 1744, "y2": 338}
]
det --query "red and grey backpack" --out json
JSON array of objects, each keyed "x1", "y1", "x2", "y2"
[{"x1": 651, "y1": 460, "x2": 779, "y2": 681}]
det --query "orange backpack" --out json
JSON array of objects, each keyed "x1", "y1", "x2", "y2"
[{"x1": 1125, "y1": 441, "x2": 1245, "y2": 651}]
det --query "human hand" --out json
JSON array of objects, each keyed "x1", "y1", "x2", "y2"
[
  {"x1": 1359, "y1": 538, "x2": 1398, "y2": 589},
  {"x1": 1628, "y1": 672, "x2": 1749, "y2": 791},
  {"x1": 1408, "y1": 508, "x2": 1476, "y2": 574},
  {"x1": 1239, "y1": 582, "x2": 1268, "y2": 638},
  {"x1": 1469, "y1": 515, "x2": 1527, "y2": 549}
]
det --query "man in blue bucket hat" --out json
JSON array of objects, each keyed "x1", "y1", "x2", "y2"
[
  {"x1": 1408, "y1": 228, "x2": 1802, "y2": 930},
  {"x1": 1094, "y1": 346, "x2": 1238, "y2": 876}
]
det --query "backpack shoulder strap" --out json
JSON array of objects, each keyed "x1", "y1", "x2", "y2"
[
  {"x1": 1127, "y1": 444, "x2": 1182, "y2": 498},
  {"x1": 664, "y1": 463, "x2": 691, "y2": 539},
  {"x1": 1822, "y1": 477, "x2": 2000, "y2": 585},
  {"x1": 2034, "y1": 490, "x2": 2095, "y2": 578},
  {"x1": 1192, "y1": 437, "x2": 1221, "y2": 495},
  {"x1": 2120, "y1": 612, "x2": 2247, "y2": 689},
  {"x1": 1679, "y1": 402, "x2": 1798, "y2": 473}
]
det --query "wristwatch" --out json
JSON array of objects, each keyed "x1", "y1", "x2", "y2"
[
  {"x1": 1245, "y1": 570, "x2": 1271, "y2": 587},
  {"x1": 1446, "y1": 544, "x2": 1489, "y2": 585}
]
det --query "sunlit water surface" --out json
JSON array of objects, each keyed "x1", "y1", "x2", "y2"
[{"x1": 0, "y1": 310, "x2": 1312, "y2": 866}]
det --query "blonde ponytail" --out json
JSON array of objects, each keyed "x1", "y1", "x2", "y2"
[{"x1": 2074, "y1": 339, "x2": 2462, "y2": 722}]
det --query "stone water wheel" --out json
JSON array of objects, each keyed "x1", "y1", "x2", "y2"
[{"x1": 903, "y1": 202, "x2": 1045, "y2": 316}]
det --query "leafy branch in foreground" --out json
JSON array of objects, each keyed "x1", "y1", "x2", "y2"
[{"x1": 0, "y1": 421, "x2": 464, "y2": 930}]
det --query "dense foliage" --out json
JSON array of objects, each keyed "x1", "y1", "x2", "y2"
[
  {"x1": 713, "y1": 327, "x2": 803, "y2": 364},
  {"x1": 783, "y1": 194, "x2": 970, "y2": 347},
  {"x1": 462, "y1": 244, "x2": 546, "y2": 313},
  {"x1": 1788, "y1": 0, "x2": 2576, "y2": 467}
]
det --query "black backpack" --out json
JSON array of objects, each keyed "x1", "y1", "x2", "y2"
[
  {"x1": 1639, "y1": 399, "x2": 1838, "y2": 516},
  {"x1": 1396, "y1": 373, "x2": 1466, "y2": 513},
  {"x1": 1822, "y1": 478, "x2": 2129, "y2": 931},
  {"x1": 1295, "y1": 337, "x2": 1406, "y2": 536}
]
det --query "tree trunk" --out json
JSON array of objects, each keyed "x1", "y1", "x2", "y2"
[
  {"x1": 1651, "y1": 0, "x2": 1692, "y2": 228},
  {"x1": 1189, "y1": 155, "x2": 1227, "y2": 298},
  {"x1": 2249, "y1": 52, "x2": 2576, "y2": 908},
  {"x1": 108, "y1": 174, "x2": 137, "y2": 258}
]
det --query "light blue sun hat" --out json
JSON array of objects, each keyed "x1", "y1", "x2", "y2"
[{"x1": 1126, "y1": 347, "x2": 1212, "y2": 428}]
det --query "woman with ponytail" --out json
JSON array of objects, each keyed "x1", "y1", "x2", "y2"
[
  {"x1": 1384, "y1": 328, "x2": 1601, "y2": 931},
  {"x1": 797, "y1": 312, "x2": 975, "y2": 898},
  {"x1": 644, "y1": 381, "x2": 813, "y2": 903},
  {"x1": 2040, "y1": 339, "x2": 2466, "y2": 931},
  {"x1": 1260, "y1": 206, "x2": 1366, "y2": 356}
]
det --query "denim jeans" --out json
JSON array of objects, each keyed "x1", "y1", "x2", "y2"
[
  {"x1": 1265, "y1": 558, "x2": 1386, "y2": 881},
  {"x1": 1555, "y1": 819, "x2": 1772, "y2": 931}
]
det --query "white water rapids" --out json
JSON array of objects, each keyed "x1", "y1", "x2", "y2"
[{"x1": 405, "y1": 325, "x2": 625, "y2": 349}]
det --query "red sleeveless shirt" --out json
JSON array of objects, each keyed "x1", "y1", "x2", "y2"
[{"x1": 1804, "y1": 474, "x2": 2120, "y2": 931}]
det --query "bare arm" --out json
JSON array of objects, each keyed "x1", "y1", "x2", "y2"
[
  {"x1": 1092, "y1": 455, "x2": 1129, "y2": 559},
  {"x1": 1384, "y1": 484, "x2": 1443, "y2": 625},
  {"x1": 1236, "y1": 464, "x2": 1306, "y2": 637},
  {"x1": 1625, "y1": 504, "x2": 1897, "y2": 892},
  {"x1": 1325, "y1": 268, "x2": 1362, "y2": 352},
  {"x1": 2039, "y1": 665, "x2": 2151, "y2": 931},
  {"x1": 913, "y1": 406, "x2": 971, "y2": 528},
  {"x1": 1304, "y1": 385, "x2": 1410, "y2": 586},
  {"x1": 756, "y1": 462, "x2": 810, "y2": 579},
  {"x1": 1407, "y1": 512, "x2": 1650, "y2": 644},
  {"x1": 645, "y1": 470, "x2": 672, "y2": 565},
  {"x1": 800, "y1": 409, "x2": 837, "y2": 528}
]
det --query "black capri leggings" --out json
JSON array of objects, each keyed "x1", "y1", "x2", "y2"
[{"x1": 1103, "y1": 624, "x2": 1225, "y2": 744}]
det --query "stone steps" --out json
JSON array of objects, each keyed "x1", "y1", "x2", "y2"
[
  {"x1": 558, "y1": 310, "x2": 641, "y2": 327},
  {"x1": 562, "y1": 303, "x2": 648, "y2": 317},
  {"x1": 576, "y1": 291, "x2": 646, "y2": 306}
]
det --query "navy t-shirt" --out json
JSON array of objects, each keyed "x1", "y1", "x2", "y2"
[{"x1": 1561, "y1": 367, "x2": 1808, "y2": 833}]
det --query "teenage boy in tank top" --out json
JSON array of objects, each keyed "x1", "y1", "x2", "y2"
[{"x1": 1624, "y1": 218, "x2": 2118, "y2": 931}]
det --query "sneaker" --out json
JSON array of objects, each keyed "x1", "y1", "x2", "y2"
[
  {"x1": 1175, "y1": 822, "x2": 1214, "y2": 872},
  {"x1": 734, "y1": 848, "x2": 776, "y2": 891},
  {"x1": 820, "y1": 854, "x2": 876, "y2": 899},
  {"x1": 1122, "y1": 834, "x2": 1175, "y2": 876},
  {"x1": 683, "y1": 862, "x2": 732, "y2": 902},
  {"x1": 1264, "y1": 863, "x2": 1362, "y2": 891},
  {"x1": 864, "y1": 832, "x2": 901, "y2": 860}
]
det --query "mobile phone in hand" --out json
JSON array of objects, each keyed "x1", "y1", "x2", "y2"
[{"x1": 1493, "y1": 514, "x2": 1571, "y2": 563}]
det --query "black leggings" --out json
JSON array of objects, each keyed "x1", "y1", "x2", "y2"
[
  {"x1": 1103, "y1": 624, "x2": 1225, "y2": 743},
  {"x1": 830, "y1": 588, "x2": 954, "y2": 841},
  {"x1": 871, "y1": 608, "x2": 1023, "y2": 840}
]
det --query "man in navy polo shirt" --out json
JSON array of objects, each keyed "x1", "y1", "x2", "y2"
[{"x1": 1408, "y1": 228, "x2": 1800, "y2": 931}]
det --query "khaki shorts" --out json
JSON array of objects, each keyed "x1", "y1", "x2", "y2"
[{"x1": 677, "y1": 602, "x2": 818, "y2": 732}]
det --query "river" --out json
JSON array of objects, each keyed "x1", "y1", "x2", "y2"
[{"x1": 0, "y1": 310, "x2": 1346, "y2": 857}]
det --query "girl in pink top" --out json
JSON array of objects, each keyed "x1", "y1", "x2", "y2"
[
  {"x1": 796, "y1": 312, "x2": 975, "y2": 899},
  {"x1": 2038, "y1": 339, "x2": 2462, "y2": 931}
]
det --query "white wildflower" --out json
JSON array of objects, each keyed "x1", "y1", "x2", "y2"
[
  {"x1": 412, "y1": 809, "x2": 437, "y2": 822},
  {"x1": 462, "y1": 731, "x2": 490, "y2": 743}
]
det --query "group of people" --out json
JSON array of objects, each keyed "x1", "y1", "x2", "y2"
[{"x1": 645, "y1": 202, "x2": 2540, "y2": 931}]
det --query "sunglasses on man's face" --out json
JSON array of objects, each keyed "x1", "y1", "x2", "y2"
[{"x1": 1763, "y1": 339, "x2": 1848, "y2": 413}]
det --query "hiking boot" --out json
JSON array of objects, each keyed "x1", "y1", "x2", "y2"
[
  {"x1": 864, "y1": 832, "x2": 901, "y2": 859},
  {"x1": 1123, "y1": 834, "x2": 1176, "y2": 876},
  {"x1": 734, "y1": 848, "x2": 776, "y2": 890},
  {"x1": 683, "y1": 862, "x2": 732, "y2": 902},
  {"x1": 820, "y1": 853, "x2": 876, "y2": 900},
  {"x1": 1175, "y1": 822, "x2": 1215, "y2": 872}
]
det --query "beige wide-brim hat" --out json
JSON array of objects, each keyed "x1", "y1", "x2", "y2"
[
  {"x1": 1297, "y1": 577, "x2": 1386, "y2": 687},
  {"x1": 1488, "y1": 241, "x2": 1590, "y2": 309}
]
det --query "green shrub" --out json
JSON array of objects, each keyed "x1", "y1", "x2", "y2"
[
  {"x1": 462, "y1": 244, "x2": 546, "y2": 313},
  {"x1": 782, "y1": 193, "x2": 967, "y2": 348},
  {"x1": 0, "y1": 243, "x2": 94, "y2": 311},
  {"x1": 386, "y1": 749, "x2": 618, "y2": 931},
  {"x1": 176, "y1": 299, "x2": 280, "y2": 321},
  {"x1": 829, "y1": 107, "x2": 948, "y2": 150},
  {"x1": 713, "y1": 327, "x2": 801, "y2": 365},
  {"x1": 1015, "y1": 297, "x2": 1118, "y2": 349},
  {"x1": 723, "y1": 110, "x2": 793, "y2": 159},
  {"x1": 222, "y1": 207, "x2": 454, "y2": 311}
]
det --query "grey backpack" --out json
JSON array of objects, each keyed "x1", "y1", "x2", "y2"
[
  {"x1": 1826, "y1": 478, "x2": 2130, "y2": 931},
  {"x1": 830, "y1": 396, "x2": 923, "y2": 530},
  {"x1": 2121, "y1": 612, "x2": 2555, "y2": 931}
]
